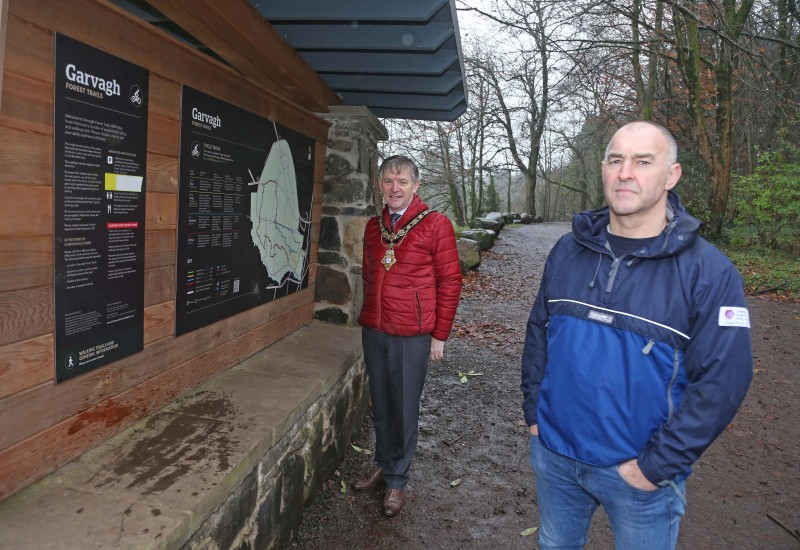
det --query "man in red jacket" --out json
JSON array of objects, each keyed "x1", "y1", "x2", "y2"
[{"x1": 353, "y1": 155, "x2": 462, "y2": 517}]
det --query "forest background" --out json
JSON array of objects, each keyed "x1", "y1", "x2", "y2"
[{"x1": 380, "y1": 0, "x2": 799, "y2": 301}]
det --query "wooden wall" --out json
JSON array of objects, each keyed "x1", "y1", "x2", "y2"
[{"x1": 0, "y1": 0, "x2": 329, "y2": 501}]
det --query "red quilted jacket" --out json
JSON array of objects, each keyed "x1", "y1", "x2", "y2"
[{"x1": 358, "y1": 195, "x2": 462, "y2": 340}]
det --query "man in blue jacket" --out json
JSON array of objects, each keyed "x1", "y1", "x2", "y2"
[{"x1": 521, "y1": 121, "x2": 753, "y2": 549}]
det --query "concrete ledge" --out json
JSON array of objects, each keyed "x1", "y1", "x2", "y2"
[{"x1": 0, "y1": 321, "x2": 368, "y2": 549}]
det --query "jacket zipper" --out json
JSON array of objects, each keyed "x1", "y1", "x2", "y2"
[
  {"x1": 605, "y1": 257, "x2": 622, "y2": 293},
  {"x1": 602, "y1": 220, "x2": 677, "y2": 294},
  {"x1": 642, "y1": 338, "x2": 681, "y2": 422},
  {"x1": 375, "y1": 230, "x2": 387, "y2": 330},
  {"x1": 666, "y1": 348, "x2": 680, "y2": 421}
]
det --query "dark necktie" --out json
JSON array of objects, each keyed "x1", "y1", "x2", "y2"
[{"x1": 390, "y1": 213, "x2": 401, "y2": 230}]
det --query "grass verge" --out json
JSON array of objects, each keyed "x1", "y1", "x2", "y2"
[{"x1": 723, "y1": 248, "x2": 800, "y2": 302}]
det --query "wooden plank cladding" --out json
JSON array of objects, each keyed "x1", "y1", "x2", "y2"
[
  {"x1": 0, "y1": 71, "x2": 52, "y2": 134},
  {"x1": 0, "y1": 0, "x2": 333, "y2": 501},
  {"x1": 0, "y1": 129, "x2": 51, "y2": 187},
  {"x1": 0, "y1": 236, "x2": 52, "y2": 292},
  {"x1": 0, "y1": 334, "x2": 53, "y2": 400}
]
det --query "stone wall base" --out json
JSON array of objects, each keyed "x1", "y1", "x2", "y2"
[{"x1": 186, "y1": 348, "x2": 369, "y2": 549}]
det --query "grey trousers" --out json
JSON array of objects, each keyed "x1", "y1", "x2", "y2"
[{"x1": 361, "y1": 328, "x2": 431, "y2": 489}]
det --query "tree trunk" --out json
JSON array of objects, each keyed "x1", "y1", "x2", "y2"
[
  {"x1": 507, "y1": 170, "x2": 512, "y2": 212},
  {"x1": 435, "y1": 123, "x2": 466, "y2": 225},
  {"x1": 672, "y1": 0, "x2": 754, "y2": 236}
]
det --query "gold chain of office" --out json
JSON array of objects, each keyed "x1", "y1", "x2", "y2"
[{"x1": 378, "y1": 209, "x2": 433, "y2": 271}]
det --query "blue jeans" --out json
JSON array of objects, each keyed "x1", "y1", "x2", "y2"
[{"x1": 530, "y1": 435, "x2": 686, "y2": 550}]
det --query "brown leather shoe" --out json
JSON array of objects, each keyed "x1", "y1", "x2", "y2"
[
  {"x1": 352, "y1": 468, "x2": 384, "y2": 490},
  {"x1": 382, "y1": 488, "x2": 404, "y2": 517}
]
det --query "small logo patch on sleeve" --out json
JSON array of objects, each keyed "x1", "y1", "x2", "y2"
[{"x1": 718, "y1": 306, "x2": 750, "y2": 328}]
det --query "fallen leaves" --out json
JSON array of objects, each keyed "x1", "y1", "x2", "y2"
[
  {"x1": 443, "y1": 433, "x2": 465, "y2": 446},
  {"x1": 350, "y1": 443, "x2": 372, "y2": 455},
  {"x1": 451, "y1": 321, "x2": 524, "y2": 354},
  {"x1": 456, "y1": 370, "x2": 483, "y2": 383}
]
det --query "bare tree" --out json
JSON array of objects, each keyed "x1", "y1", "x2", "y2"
[
  {"x1": 434, "y1": 122, "x2": 467, "y2": 225},
  {"x1": 467, "y1": 0, "x2": 552, "y2": 217}
]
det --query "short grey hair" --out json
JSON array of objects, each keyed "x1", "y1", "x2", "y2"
[
  {"x1": 379, "y1": 155, "x2": 420, "y2": 182},
  {"x1": 605, "y1": 121, "x2": 678, "y2": 165}
]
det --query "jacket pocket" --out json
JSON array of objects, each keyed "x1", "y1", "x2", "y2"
[{"x1": 415, "y1": 290, "x2": 422, "y2": 331}]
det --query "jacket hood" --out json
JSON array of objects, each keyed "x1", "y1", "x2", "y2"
[{"x1": 571, "y1": 191, "x2": 702, "y2": 259}]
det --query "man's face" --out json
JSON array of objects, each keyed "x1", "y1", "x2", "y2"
[
  {"x1": 602, "y1": 124, "x2": 681, "y2": 225},
  {"x1": 380, "y1": 166, "x2": 420, "y2": 212}
]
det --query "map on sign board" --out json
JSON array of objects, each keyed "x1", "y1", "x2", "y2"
[
  {"x1": 175, "y1": 87, "x2": 314, "y2": 335},
  {"x1": 249, "y1": 137, "x2": 311, "y2": 287}
]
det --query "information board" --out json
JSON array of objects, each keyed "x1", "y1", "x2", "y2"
[
  {"x1": 53, "y1": 34, "x2": 149, "y2": 382},
  {"x1": 175, "y1": 87, "x2": 314, "y2": 335}
]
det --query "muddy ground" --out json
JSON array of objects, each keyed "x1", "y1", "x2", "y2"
[{"x1": 289, "y1": 223, "x2": 800, "y2": 549}]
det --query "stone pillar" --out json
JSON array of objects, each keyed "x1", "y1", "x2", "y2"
[{"x1": 314, "y1": 107, "x2": 388, "y2": 325}]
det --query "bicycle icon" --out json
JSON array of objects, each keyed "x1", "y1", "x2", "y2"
[{"x1": 129, "y1": 85, "x2": 142, "y2": 107}]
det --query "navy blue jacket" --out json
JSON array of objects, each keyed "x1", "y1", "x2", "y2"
[{"x1": 521, "y1": 192, "x2": 753, "y2": 484}]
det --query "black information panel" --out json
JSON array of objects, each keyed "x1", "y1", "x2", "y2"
[
  {"x1": 53, "y1": 34, "x2": 148, "y2": 382},
  {"x1": 175, "y1": 87, "x2": 314, "y2": 335}
]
